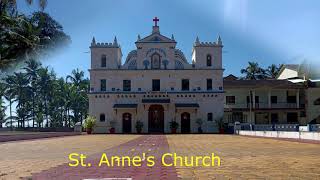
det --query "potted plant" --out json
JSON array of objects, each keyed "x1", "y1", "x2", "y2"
[
  {"x1": 196, "y1": 118, "x2": 203, "y2": 133},
  {"x1": 109, "y1": 120, "x2": 117, "y2": 134},
  {"x1": 135, "y1": 120, "x2": 144, "y2": 134},
  {"x1": 216, "y1": 117, "x2": 227, "y2": 134},
  {"x1": 83, "y1": 116, "x2": 96, "y2": 134},
  {"x1": 169, "y1": 120, "x2": 179, "y2": 133}
]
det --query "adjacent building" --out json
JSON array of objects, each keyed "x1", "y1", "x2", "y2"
[
  {"x1": 223, "y1": 76, "x2": 306, "y2": 125},
  {"x1": 224, "y1": 63, "x2": 320, "y2": 126}
]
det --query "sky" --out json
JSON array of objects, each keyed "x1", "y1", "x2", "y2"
[{"x1": 17, "y1": 0, "x2": 320, "y2": 78}]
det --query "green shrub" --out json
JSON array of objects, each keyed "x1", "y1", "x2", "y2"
[
  {"x1": 83, "y1": 116, "x2": 96, "y2": 130},
  {"x1": 169, "y1": 120, "x2": 179, "y2": 129}
]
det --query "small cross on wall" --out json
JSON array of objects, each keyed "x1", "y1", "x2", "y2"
[{"x1": 153, "y1": 17, "x2": 159, "y2": 26}]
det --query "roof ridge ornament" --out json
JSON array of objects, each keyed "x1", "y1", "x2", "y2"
[
  {"x1": 113, "y1": 36, "x2": 118, "y2": 46},
  {"x1": 91, "y1": 37, "x2": 96, "y2": 46},
  {"x1": 171, "y1": 34, "x2": 175, "y2": 40},
  {"x1": 195, "y1": 36, "x2": 200, "y2": 46},
  {"x1": 217, "y1": 35, "x2": 222, "y2": 46}
]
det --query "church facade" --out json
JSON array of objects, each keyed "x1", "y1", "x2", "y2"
[{"x1": 88, "y1": 18, "x2": 224, "y2": 133}]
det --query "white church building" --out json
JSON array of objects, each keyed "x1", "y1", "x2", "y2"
[{"x1": 88, "y1": 18, "x2": 224, "y2": 133}]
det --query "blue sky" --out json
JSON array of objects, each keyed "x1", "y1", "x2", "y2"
[{"x1": 18, "y1": 0, "x2": 320, "y2": 77}]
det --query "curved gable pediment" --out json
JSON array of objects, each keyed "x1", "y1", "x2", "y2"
[{"x1": 136, "y1": 33, "x2": 176, "y2": 44}]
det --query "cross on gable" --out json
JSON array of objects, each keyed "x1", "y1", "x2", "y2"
[{"x1": 153, "y1": 17, "x2": 159, "y2": 26}]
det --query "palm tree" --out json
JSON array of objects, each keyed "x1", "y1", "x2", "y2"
[
  {"x1": 66, "y1": 69, "x2": 86, "y2": 91},
  {"x1": 48, "y1": 78, "x2": 68, "y2": 127},
  {"x1": 240, "y1": 62, "x2": 266, "y2": 80},
  {"x1": 37, "y1": 67, "x2": 53, "y2": 127},
  {"x1": 24, "y1": 59, "x2": 41, "y2": 127},
  {"x1": 10, "y1": 72, "x2": 31, "y2": 127},
  {"x1": 4, "y1": 75, "x2": 16, "y2": 128},
  {"x1": 66, "y1": 69, "x2": 88, "y2": 125},
  {"x1": 266, "y1": 64, "x2": 282, "y2": 79},
  {"x1": 0, "y1": 82, "x2": 7, "y2": 128},
  {"x1": 2, "y1": 63, "x2": 90, "y2": 129}
]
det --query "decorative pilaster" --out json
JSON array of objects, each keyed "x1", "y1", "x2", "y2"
[
  {"x1": 268, "y1": 90, "x2": 271, "y2": 108},
  {"x1": 296, "y1": 90, "x2": 300, "y2": 108}
]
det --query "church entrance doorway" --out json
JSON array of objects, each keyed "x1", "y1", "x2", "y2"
[
  {"x1": 122, "y1": 113, "x2": 132, "y2": 133},
  {"x1": 148, "y1": 105, "x2": 164, "y2": 133},
  {"x1": 181, "y1": 112, "x2": 191, "y2": 133}
]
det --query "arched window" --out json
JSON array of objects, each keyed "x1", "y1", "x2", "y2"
[
  {"x1": 101, "y1": 55, "x2": 107, "y2": 67},
  {"x1": 151, "y1": 53, "x2": 161, "y2": 69},
  {"x1": 143, "y1": 60, "x2": 150, "y2": 69},
  {"x1": 314, "y1": 98, "x2": 320, "y2": 105},
  {"x1": 123, "y1": 113, "x2": 132, "y2": 120},
  {"x1": 100, "y1": 114, "x2": 106, "y2": 122},
  {"x1": 181, "y1": 112, "x2": 190, "y2": 121},
  {"x1": 122, "y1": 113, "x2": 132, "y2": 133},
  {"x1": 207, "y1": 113, "x2": 213, "y2": 121},
  {"x1": 206, "y1": 54, "x2": 212, "y2": 67}
]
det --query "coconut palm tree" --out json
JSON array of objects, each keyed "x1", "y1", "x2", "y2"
[
  {"x1": 37, "y1": 67, "x2": 53, "y2": 127},
  {"x1": 0, "y1": 82, "x2": 7, "y2": 128},
  {"x1": 23, "y1": 59, "x2": 41, "y2": 127},
  {"x1": 66, "y1": 69, "x2": 89, "y2": 125},
  {"x1": 12, "y1": 72, "x2": 31, "y2": 127},
  {"x1": 4, "y1": 74, "x2": 16, "y2": 128},
  {"x1": 240, "y1": 62, "x2": 266, "y2": 80},
  {"x1": 266, "y1": 64, "x2": 282, "y2": 79},
  {"x1": 66, "y1": 69, "x2": 86, "y2": 90},
  {"x1": 2, "y1": 63, "x2": 89, "y2": 128}
]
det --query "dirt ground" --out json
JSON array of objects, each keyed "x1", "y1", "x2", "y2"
[
  {"x1": 0, "y1": 134, "x2": 319, "y2": 180},
  {"x1": 167, "y1": 135, "x2": 320, "y2": 180},
  {"x1": 0, "y1": 135, "x2": 139, "y2": 180}
]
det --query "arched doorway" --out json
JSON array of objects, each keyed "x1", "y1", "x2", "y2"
[
  {"x1": 122, "y1": 113, "x2": 132, "y2": 133},
  {"x1": 148, "y1": 105, "x2": 164, "y2": 133},
  {"x1": 181, "y1": 112, "x2": 191, "y2": 133}
]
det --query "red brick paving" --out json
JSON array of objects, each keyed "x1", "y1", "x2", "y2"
[
  {"x1": 0, "y1": 132, "x2": 81, "y2": 143},
  {"x1": 27, "y1": 135, "x2": 178, "y2": 180}
]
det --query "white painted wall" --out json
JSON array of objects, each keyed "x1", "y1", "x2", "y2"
[{"x1": 238, "y1": 130, "x2": 320, "y2": 141}]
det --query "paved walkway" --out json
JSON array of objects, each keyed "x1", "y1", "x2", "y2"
[
  {"x1": 1, "y1": 134, "x2": 320, "y2": 180},
  {"x1": 0, "y1": 135, "x2": 139, "y2": 180},
  {"x1": 167, "y1": 135, "x2": 320, "y2": 179},
  {"x1": 28, "y1": 135, "x2": 178, "y2": 180}
]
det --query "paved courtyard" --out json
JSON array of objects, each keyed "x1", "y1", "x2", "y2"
[{"x1": 0, "y1": 135, "x2": 319, "y2": 180}]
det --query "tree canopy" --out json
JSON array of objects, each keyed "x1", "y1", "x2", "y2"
[
  {"x1": 0, "y1": 59, "x2": 88, "y2": 128},
  {"x1": 0, "y1": 0, "x2": 70, "y2": 71},
  {"x1": 240, "y1": 62, "x2": 282, "y2": 80}
]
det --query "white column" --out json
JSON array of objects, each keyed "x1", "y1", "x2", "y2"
[
  {"x1": 252, "y1": 90, "x2": 256, "y2": 109},
  {"x1": 268, "y1": 90, "x2": 271, "y2": 108},
  {"x1": 296, "y1": 89, "x2": 300, "y2": 108}
]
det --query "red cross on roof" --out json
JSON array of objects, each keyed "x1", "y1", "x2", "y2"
[{"x1": 153, "y1": 17, "x2": 159, "y2": 26}]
